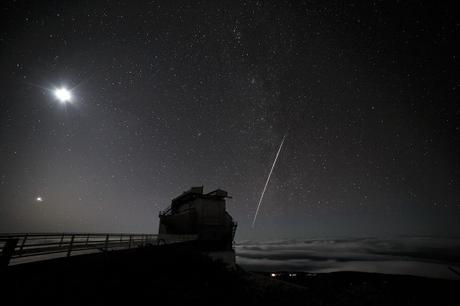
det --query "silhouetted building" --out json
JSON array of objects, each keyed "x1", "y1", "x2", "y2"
[{"x1": 159, "y1": 187, "x2": 237, "y2": 250}]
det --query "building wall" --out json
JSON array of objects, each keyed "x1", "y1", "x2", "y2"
[
  {"x1": 194, "y1": 198, "x2": 225, "y2": 225},
  {"x1": 158, "y1": 193, "x2": 235, "y2": 250},
  {"x1": 159, "y1": 210, "x2": 196, "y2": 234}
]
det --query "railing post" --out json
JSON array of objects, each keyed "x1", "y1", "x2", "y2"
[
  {"x1": 128, "y1": 235, "x2": 132, "y2": 248},
  {"x1": 59, "y1": 234, "x2": 64, "y2": 247},
  {"x1": 67, "y1": 235, "x2": 75, "y2": 257},
  {"x1": 104, "y1": 234, "x2": 109, "y2": 251},
  {"x1": 18, "y1": 234, "x2": 28, "y2": 256},
  {"x1": 85, "y1": 234, "x2": 90, "y2": 246},
  {"x1": 1, "y1": 238, "x2": 19, "y2": 267}
]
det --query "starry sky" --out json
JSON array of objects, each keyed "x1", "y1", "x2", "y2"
[{"x1": 1, "y1": 1, "x2": 459, "y2": 240}]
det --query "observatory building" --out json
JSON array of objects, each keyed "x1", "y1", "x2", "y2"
[{"x1": 159, "y1": 187, "x2": 237, "y2": 251}]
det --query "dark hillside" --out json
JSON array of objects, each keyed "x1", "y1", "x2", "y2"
[
  {"x1": 1, "y1": 245, "x2": 458, "y2": 306},
  {"x1": 1, "y1": 244, "x2": 313, "y2": 306}
]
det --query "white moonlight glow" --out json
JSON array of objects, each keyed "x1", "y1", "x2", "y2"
[
  {"x1": 54, "y1": 87, "x2": 72, "y2": 103},
  {"x1": 36, "y1": 196, "x2": 43, "y2": 202}
]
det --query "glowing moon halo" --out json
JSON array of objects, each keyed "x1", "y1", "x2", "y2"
[{"x1": 54, "y1": 87, "x2": 72, "y2": 103}]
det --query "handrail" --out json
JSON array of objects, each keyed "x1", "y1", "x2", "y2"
[
  {"x1": 1, "y1": 233, "x2": 197, "y2": 267},
  {"x1": 159, "y1": 205, "x2": 173, "y2": 216}
]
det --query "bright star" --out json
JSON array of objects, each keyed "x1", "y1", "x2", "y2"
[{"x1": 54, "y1": 87, "x2": 72, "y2": 103}]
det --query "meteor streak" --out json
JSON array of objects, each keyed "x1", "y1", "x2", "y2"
[{"x1": 252, "y1": 134, "x2": 287, "y2": 228}]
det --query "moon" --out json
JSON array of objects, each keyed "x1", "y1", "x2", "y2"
[
  {"x1": 54, "y1": 87, "x2": 72, "y2": 103},
  {"x1": 36, "y1": 196, "x2": 43, "y2": 202}
]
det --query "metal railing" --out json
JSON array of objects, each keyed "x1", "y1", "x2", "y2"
[{"x1": 0, "y1": 233, "x2": 197, "y2": 267}]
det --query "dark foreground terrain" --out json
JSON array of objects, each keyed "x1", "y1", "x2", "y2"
[{"x1": 1, "y1": 243, "x2": 458, "y2": 306}]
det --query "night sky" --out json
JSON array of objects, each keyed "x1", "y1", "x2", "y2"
[{"x1": 1, "y1": 1, "x2": 459, "y2": 241}]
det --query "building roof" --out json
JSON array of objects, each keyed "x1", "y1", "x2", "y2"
[{"x1": 168, "y1": 187, "x2": 230, "y2": 211}]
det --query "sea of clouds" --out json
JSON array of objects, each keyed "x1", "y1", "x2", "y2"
[{"x1": 235, "y1": 236, "x2": 460, "y2": 279}]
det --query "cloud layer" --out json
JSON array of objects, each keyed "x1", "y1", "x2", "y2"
[{"x1": 236, "y1": 237, "x2": 460, "y2": 279}]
